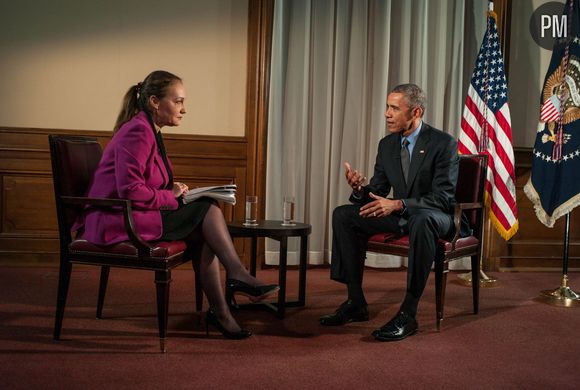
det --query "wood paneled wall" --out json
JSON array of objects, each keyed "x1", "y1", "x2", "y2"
[
  {"x1": 0, "y1": 0, "x2": 274, "y2": 267},
  {"x1": 0, "y1": 128, "x2": 252, "y2": 265}
]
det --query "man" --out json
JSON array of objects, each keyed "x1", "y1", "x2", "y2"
[{"x1": 320, "y1": 83, "x2": 460, "y2": 341}]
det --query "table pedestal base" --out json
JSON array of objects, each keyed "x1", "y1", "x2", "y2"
[{"x1": 227, "y1": 220, "x2": 311, "y2": 318}]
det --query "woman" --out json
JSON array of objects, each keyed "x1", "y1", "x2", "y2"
[{"x1": 77, "y1": 70, "x2": 278, "y2": 339}]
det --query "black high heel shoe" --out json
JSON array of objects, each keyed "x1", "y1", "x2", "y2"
[
  {"x1": 205, "y1": 308, "x2": 252, "y2": 340},
  {"x1": 225, "y1": 279, "x2": 280, "y2": 307}
]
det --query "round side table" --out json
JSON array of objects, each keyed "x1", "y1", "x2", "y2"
[{"x1": 227, "y1": 220, "x2": 312, "y2": 318}]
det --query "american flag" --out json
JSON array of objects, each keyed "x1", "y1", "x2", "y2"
[{"x1": 459, "y1": 11, "x2": 519, "y2": 240}]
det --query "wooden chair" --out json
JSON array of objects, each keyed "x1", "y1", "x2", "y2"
[
  {"x1": 367, "y1": 154, "x2": 488, "y2": 330},
  {"x1": 49, "y1": 134, "x2": 202, "y2": 352}
]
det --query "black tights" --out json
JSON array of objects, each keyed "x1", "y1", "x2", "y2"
[{"x1": 187, "y1": 204, "x2": 261, "y2": 332}]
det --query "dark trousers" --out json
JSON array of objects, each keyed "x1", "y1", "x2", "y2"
[{"x1": 330, "y1": 204, "x2": 454, "y2": 315}]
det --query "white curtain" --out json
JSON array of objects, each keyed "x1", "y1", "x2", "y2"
[{"x1": 265, "y1": 0, "x2": 487, "y2": 267}]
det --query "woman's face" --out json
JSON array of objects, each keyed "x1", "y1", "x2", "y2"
[{"x1": 151, "y1": 82, "x2": 186, "y2": 128}]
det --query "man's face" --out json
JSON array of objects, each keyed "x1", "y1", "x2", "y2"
[{"x1": 384, "y1": 92, "x2": 420, "y2": 136}]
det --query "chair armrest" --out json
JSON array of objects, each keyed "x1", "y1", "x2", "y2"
[
  {"x1": 457, "y1": 202, "x2": 482, "y2": 211},
  {"x1": 62, "y1": 196, "x2": 152, "y2": 256},
  {"x1": 449, "y1": 201, "x2": 483, "y2": 250}
]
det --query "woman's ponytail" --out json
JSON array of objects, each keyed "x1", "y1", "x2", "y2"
[{"x1": 113, "y1": 71, "x2": 182, "y2": 133}]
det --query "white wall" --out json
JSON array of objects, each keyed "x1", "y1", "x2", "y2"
[{"x1": 0, "y1": 0, "x2": 248, "y2": 136}]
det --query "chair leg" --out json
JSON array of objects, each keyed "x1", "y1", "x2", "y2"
[
  {"x1": 191, "y1": 259, "x2": 203, "y2": 313},
  {"x1": 155, "y1": 270, "x2": 172, "y2": 353},
  {"x1": 54, "y1": 259, "x2": 72, "y2": 340},
  {"x1": 471, "y1": 254, "x2": 480, "y2": 314},
  {"x1": 96, "y1": 266, "x2": 110, "y2": 319},
  {"x1": 434, "y1": 259, "x2": 447, "y2": 331},
  {"x1": 194, "y1": 270, "x2": 203, "y2": 313}
]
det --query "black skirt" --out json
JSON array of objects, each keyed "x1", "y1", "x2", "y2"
[{"x1": 160, "y1": 197, "x2": 213, "y2": 240}]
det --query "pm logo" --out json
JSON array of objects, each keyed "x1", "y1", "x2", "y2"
[
  {"x1": 541, "y1": 14, "x2": 567, "y2": 38},
  {"x1": 530, "y1": 1, "x2": 570, "y2": 50}
]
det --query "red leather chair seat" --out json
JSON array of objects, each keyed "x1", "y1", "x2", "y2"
[
  {"x1": 368, "y1": 233, "x2": 479, "y2": 253},
  {"x1": 69, "y1": 239, "x2": 187, "y2": 258}
]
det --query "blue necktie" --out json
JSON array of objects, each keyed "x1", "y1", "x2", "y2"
[{"x1": 401, "y1": 138, "x2": 410, "y2": 183}]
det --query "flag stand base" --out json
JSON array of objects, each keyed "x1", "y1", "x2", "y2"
[
  {"x1": 538, "y1": 275, "x2": 580, "y2": 307},
  {"x1": 456, "y1": 270, "x2": 499, "y2": 287}
]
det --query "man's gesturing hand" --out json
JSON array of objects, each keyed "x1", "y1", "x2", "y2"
[{"x1": 344, "y1": 162, "x2": 366, "y2": 193}]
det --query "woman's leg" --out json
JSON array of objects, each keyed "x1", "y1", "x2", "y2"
[
  {"x1": 199, "y1": 204, "x2": 263, "y2": 286},
  {"x1": 192, "y1": 242, "x2": 241, "y2": 333}
]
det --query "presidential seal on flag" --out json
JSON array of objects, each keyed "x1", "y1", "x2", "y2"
[
  {"x1": 524, "y1": 0, "x2": 580, "y2": 228},
  {"x1": 538, "y1": 56, "x2": 580, "y2": 145}
]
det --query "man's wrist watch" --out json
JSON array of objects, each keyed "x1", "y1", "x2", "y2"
[{"x1": 399, "y1": 199, "x2": 407, "y2": 215}]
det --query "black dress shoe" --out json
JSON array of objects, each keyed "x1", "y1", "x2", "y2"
[
  {"x1": 372, "y1": 311, "x2": 418, "y2": 341},
  {"x1": 225, "y1": 279, "x2": 280, "y2": 308},
  {"x1": 319, "y1": 300, "x2": 369, "y2": 326},
  {"x1": 205, "y1": 308, "x2": 252, "y2": 340}
]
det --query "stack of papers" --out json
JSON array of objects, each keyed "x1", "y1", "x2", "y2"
[{"x1": 182, "y1": 184, "x2": 237, "y2": 205}]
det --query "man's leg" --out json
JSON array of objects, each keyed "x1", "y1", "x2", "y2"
[
  {"x1": 401, "y1": 210, "x2": 453, "y2": 316},
  {"x1": 330, "y1": 204, "x2": 368, "y2": 305},
  {"x1": 373, "y1": 209, "x2": 453, "y2": 341},
  {"x1": 321, "y1": 204, "x2": 401, "y2": 326}
]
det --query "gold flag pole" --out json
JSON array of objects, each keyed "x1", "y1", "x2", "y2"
[
  {"x1": 457, "y1": 0, "x2": 502, "y2": 288},
  {"x1": 457, "y1": 270, "x2": 498, "y2": 287},
  {"x1": 457, "y1": 195, "x2": 498, "y2": 288},
  {"x1": 538, "y1": 213, "x2": 580, "y2": 307}
]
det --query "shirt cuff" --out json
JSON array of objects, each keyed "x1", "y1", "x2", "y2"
[
  {"x1": 351, "y1": 191, "x2": 362, "y2": 200},
  {"x1": 399, "y1": 199, "x2": 408, "y2": 216}
]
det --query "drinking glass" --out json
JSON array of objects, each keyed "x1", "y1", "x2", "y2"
[
  {"x1": 244, "y1": 195, "x2": 258, "y2": 226},
  {"x1": 282, "y1": 196, "x2": 295, "y2": 226}
]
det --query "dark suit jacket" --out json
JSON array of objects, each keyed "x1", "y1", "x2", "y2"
[{"x1": 352, "y1": 123, "x2": 460, "y2": 221}]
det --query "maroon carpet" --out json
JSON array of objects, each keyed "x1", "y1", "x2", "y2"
[{"x1": 0, "y1": 266, "x2": 579, "y2": 389}]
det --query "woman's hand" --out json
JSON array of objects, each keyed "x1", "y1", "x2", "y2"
[{"x1": 172, "y1": 182, "x2": 189, "y2": 198}]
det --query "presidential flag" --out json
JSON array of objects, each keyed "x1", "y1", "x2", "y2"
[
  {"x1": 524, "y1": 0, "x2": 580, "y2": 228},
  {"x1": 459, "y1": 10, "x2": 519, "y2": 240}
]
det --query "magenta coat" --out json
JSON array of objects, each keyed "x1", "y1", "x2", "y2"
[{"x1": 76, "y1": 111, "x2": 178, "y2": 245}]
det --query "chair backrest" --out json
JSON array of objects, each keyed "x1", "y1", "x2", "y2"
[
  {"x1": 49, "y1": 135, "x2": 103, "y2": 242},
  {"x1": 456, "y1": 154, "x2": 488, "y2": 236}
]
